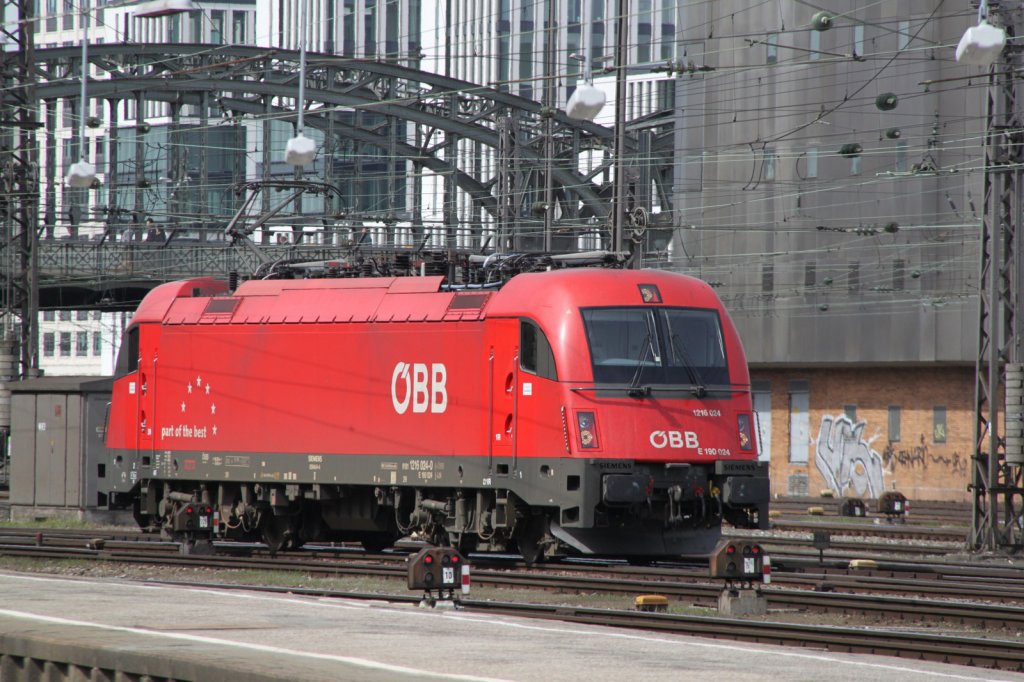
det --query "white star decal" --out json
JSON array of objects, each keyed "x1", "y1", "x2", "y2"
[
  {"x1": 187, "y1": 384, "x2": 193, "y2": 394},
  {"x1": 211, "y1": 403, "x2": 217, "y2": 415},
  {"x1": 181, "y1": 401, "x2": 186, "y2": 413},
  {"x1": 212, "y1": 425, "x2": 218, "y2": 436},
  {"x1": 205, "y1": 384, "x2": 211, "y2": 395},
  {"x1": 195, "y1": 374, "x2": 202, "y2": 388}
]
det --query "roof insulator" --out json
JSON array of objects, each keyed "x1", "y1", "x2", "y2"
[
  {"x1": 811, "y1": 11, "x2": 833, "y2": 31},
  {"x1": 838, "y1": 143, "x2": 863, "y2": 158},
  {"x1": 875, "y1": 93, "x2": 898, "y2": 111}
]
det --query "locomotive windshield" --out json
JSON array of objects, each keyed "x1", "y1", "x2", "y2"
[{"x1": 581, "y1": 307, "x2": 729, "y2": 387}]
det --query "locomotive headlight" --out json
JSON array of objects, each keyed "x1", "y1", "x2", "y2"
[
  {"x1": 576, "y1": 411, "x2": 600, "y2": 449},
  {"x1": 737, "y1": 414, "x2": 753, "y2": 451}
]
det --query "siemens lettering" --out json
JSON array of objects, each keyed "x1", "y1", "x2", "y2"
[
  {"x1": 391, "y1": 362, "x2": 448, "y2": 414},
  {"x1": 650, "y1": 430, "x2": 699, "y2": 449}
]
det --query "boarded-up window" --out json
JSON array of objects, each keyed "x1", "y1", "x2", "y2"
[
  {"x1": 789, "y1": 380, "x2": 810, "y2": 463},
  {"x1": 934, "y1": 406, "x2": 947, "y2": 443},
  {"x1": 888, "y1": 405, "x2": 901, "y2": 442}
]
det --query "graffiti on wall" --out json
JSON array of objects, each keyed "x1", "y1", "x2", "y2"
[
  {"x1": 815, "y1": 415, "x2": 886, "y2": 498},
  {"x1": 881, "y1": 438, "x2": 969, "y2": 477},
  {"x1": 816, "y1": 415, "x2": 969, "y2": 497}
]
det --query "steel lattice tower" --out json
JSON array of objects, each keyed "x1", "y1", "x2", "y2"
[
  {"x1": 970, "y1": 5, "x2": 1024, "y2": 551},
  {"x1": 0, "y1": 0, "x2": 40, "y2": 379}
]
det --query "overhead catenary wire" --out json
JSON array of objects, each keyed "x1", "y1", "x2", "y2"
[{"x1": 20, "y1": 0, "x2": 992, "y2": 319}]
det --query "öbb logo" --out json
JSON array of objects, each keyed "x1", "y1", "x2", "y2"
[
  {"x1": 391, "y1": 362, "x2": 448, "y2": 414},
  {"x1": 650, "y1": 430, "x2": 699, "y2": 449}
]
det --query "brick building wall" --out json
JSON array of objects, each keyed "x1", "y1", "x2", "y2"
[{"x1": 751, "y1": 366, "x2": 975, "y2": 503}]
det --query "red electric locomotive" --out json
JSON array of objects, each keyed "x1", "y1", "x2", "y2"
[{"x1": 103, "y1": 255, "x2": 768, "y2": 560}]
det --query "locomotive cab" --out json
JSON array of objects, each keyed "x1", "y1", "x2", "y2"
[{"x1": 488, "y1": 272, "x2": 770, "y2": 559}]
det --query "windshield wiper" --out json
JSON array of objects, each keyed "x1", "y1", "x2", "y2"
[
  {"x1": 628, "y1": 315, "x2": 661, "y2": 398},
  {"x1": 628, "y1": 332, "x2": 654, "y2": 395},
  {"x1": 670, "y1": 332, "x2": 707, "y2": 398}
]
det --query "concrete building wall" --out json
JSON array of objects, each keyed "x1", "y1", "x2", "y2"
[{"x1": 670, "y1": 0, "x2": 983, "y2": 365}]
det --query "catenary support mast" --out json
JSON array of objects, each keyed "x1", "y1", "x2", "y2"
[{"x1": 971, "y1": 2, "x2": 1024, "y2": 551}]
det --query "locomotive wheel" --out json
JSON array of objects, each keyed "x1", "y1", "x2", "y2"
[
  {"x1": 513, "y1": 515, "x2": 547, "y2": 566},
  {"x1": 450, "y1": 532, "x2": 479, "y2": 556},
  {"x1": 360, "y1": 534, "x2": 394, "y2": 553},
  {"x1": 261, "y1": 514, "x2": 298, "y2": 554}
]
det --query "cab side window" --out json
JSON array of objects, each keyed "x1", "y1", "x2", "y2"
[
  {"x1": 520, "y1": 319, "x2": 557, "y2": 380},
  {"x1": 114, "y1": 326, "x2": 139, "y2": 378}
]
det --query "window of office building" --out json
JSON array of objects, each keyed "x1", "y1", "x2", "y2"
[
  {"x1": 364, "y1": 0, "x2": 376, "y2": 57},
  {"x1": 896, "y1": 141, "x2": 908, "y2": 172},
  {"x1": 233, "y1": 11, "x2": 246, "y2": 44},
  {"x1": 189, "y1": 10, "x2": 202, "y2": 41},
  {"x1": 60, "y1": 332, "x2": 71, "y2": 357},
  {"x1": 763, "y1": 147, "x2": 776, "y2": 181},
  {"x1": 893, "y1": 259, "x2": 906, "y2": 290},
  {"x1": 638, "y1": 0, "x2": 652, "y2": 63},
  {"x1": 76, "y1": 331, "x2": 88, "y2": 356},
  {"x1": 43, "y1": 333, "x2": 55, "y2": 357},
  {"x1": 766, "y1": 33, "x2": 778, "y2": 63},
  {"x1": 806, "y1": 147, "x2": 818, "y2": 178},
  {"x1": 898, "y1": 20, "x2": 910, "y2": 50},
  {"x1": 762, "y1": 263, "x2": 774, "y2": 293},
  {"x1": 93, "y1": 331, "x2": 103, "y2": 356},
  {"x1": 211, "y1": 10, "x2": 224, "y2": 44},
  {"x1": 59, "y1": 310, "x2": 71, "y2": 321},
  {"x1": 660, "y1": 2, "x2": 676, "y2": 60}
]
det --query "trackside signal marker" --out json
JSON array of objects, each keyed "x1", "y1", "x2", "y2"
[{"x1": 461, "y1": 564, "x2": 471, "y2": 595}]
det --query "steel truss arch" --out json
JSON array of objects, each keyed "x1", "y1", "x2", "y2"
[{"x1": 35, "y1": 43, "x2": 629, "y2": 234}]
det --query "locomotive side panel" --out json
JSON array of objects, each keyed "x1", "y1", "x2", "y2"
[{"x1": 152, "y1": 322, "x2": 491, "y2": 458}]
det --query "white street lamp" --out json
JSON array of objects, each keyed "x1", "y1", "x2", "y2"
[
  {"x1": 564, "y1": 1, "x2": 605, "y2": 122},
  {"x1": 956, "y1": 0, "x2": 1006, "y2": 66},
  {"x1": 65, "y1": 0, "x2": 195, "y2": 188},
  {"x1": 284, "y1": 0, "x2": 317, "y2": 165}
]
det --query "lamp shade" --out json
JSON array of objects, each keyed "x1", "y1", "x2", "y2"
[
  {"x1": 134, "y1": 0, "x2": 193, "y2": 16},
  {"x1": 956, "y1": 21, "x2": 1006, "y2": 66},
  {"x1": 66, "y1": 160, "x2": 97, "y2": 188},
  {"x1": 285, "y1": 133, "x2": 317, "y2": 166},
  {"x1": 566, "y1": 83, "x2": 606, "y2": 122}
]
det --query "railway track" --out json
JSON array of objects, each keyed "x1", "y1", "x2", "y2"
[
  {"x1": 3, "y1": 534, "x2": 1024, "y2": 633},
  {"x1": 768, "y1": 496, "x2": 970, "y2": 527},
  {"x1": 766, "y1": 520, "x2": 968, "y2": 542}
]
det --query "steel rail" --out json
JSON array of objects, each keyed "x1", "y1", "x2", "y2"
[{"x1": 4, "y1": 542, "x2": 1024, "y2": 630}]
